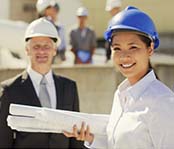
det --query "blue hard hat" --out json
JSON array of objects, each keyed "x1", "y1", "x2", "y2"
[{"x1": 104, "y1": 6, "x2": 160, "y2": 49}]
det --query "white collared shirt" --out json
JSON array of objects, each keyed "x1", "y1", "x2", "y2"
[
  {"x1": 88, "y1": 70, "x2": 174, "y2": 149},
  {"x1": 27, "y1": 66, "x2": 57, "y2": 109}
]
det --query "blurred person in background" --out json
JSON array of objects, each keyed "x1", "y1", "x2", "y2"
[
  {"x1": 63, "y1": 6, "x2": 174, "y2": 148},
  {"x1": 70, "y1": 7, "x2": 97, "y2": 64},
  {"x1": 105, "y1": 0, "x2": 122, "y2": 62},
  {"x1": 0, "y1": 18, "x2": 85, "y2": 148},
  {"x1": 36, "y1": 0, "x2": 67, "y2": 62}
]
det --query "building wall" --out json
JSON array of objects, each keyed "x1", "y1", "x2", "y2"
[
  {"x1": 10, "y1": 0, "x2": 37, "y2": 22},
  {"x1": 0, "y1": 0, "x2": 10, "y2": 19},
  {"x1": 82, "y1": 0, "x2": 174, "y2": 38}
]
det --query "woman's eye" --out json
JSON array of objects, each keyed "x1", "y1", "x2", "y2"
[
  {"x1": 130, "y1": 46, "x2": 138, "y2": 50},
  {"x1": 113, "y1": 47, "x2": 121, "y2": 51}
]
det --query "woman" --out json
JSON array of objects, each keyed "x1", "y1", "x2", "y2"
[{"x1": 63, "y1": 6, "x2": 174, "y2": 148}]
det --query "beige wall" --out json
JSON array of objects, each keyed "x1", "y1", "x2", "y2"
[
  {"x1": 0, "y1": 0, "x2": 10, "y2": 19},
  {"x1": 10, "y1": 0, "x2": 37, "y2": 22},
  {"x1": 82, "y1": 0, "x2": 174, "y2": 38}
]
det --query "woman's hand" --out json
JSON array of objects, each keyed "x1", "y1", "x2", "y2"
[{"x1": 63, "y1": 122, "x2": 94, "y2": 144}]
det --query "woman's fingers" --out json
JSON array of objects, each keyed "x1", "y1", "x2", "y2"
[
  {"x1": 86, "y1": 125, "x2": 94, "y2": 143},
  {"x1": 62, "y1": 124, "x2": 79, "y2": 138},
  {"x1": 73, "y1": 124, "x2": 79, "y2": 138},
  {"x1": 78, "y1": 121, "x2": 85, "y2": 140},
  {"x1": 86, "y1": 125, "x2": 90, "y2": 137},
  {"x1": 63, "y1": 122, "x2": 94, "y2": 143},
  {"x1": 62, "y1": 130, "x2": 75, "y2": 137}
]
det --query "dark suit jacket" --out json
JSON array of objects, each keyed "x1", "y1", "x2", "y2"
[{"x1": 0, "y1": 71, "x2": 85, "y2": 148}]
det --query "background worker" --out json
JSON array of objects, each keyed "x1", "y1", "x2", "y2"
[
  {"x1": 70, "y1": 7, "x2": 97, "y2": 64},
  {"x1": 105, "y1": 0, "x2": 122, "y2": 62},
  {"x1": 0, "y1": 18, "x2": 85, "y2": 148},
  {"x1": 36, "y1": 0, "x2": 67, "y2": 62}
]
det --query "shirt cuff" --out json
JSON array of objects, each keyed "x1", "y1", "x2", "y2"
[{"x1": 84, "y1": 135, "x2": 107, "y2": 149}]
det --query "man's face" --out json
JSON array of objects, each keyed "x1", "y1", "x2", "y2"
[
  {"x1": 45, "y1": 6, "x2": 59, "y2": 22},
  {"x1": 26, "y1": 37, "x2": 56, "y2": 71},
  {"x1": 109, "y1": 7, "x2": 120, "y2": 17},
  {"x1": 78, "y1": 16, "x2": 87, "y2": 26}
]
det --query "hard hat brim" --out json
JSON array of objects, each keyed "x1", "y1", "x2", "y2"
[
  {"x1": 25, "y1": 33, "x2": 61, "y2": 47},
  {"x1": 104, "y1": 25, "x2": 159, "y2": 49}
]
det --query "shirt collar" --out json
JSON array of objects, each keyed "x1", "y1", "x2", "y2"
[
  {"x1": 27, "y1": 65, "x2": 54, "y2": 85},
  {"x1": 118, "y1": 70, "x2": 157, "y2": 101}
]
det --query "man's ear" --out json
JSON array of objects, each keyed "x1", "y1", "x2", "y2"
[
  {"x1": 53, "y1": 47, "x2": 57, "y2": 56},
  {"x1": 25, "y1": 45, "x2": 30, "y2": 56}
]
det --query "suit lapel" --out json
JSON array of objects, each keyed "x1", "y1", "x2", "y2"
[
  {"x1": 53, "y1": 74, "x2": 64, "y2": 109},
  {"x1": 20, "y1": 71, "x2": 41, "y2": 107}
]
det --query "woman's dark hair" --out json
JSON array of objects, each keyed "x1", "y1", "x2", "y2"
[
  {"x1": 111, "y1": 29, "x2": 152, "y2": 47},
  {"x1": 138, "y1": 35, "x2": 159, "y2": 79},
  {"x1": 138, "y1": 34, "x2": 152, "y2": 48}
]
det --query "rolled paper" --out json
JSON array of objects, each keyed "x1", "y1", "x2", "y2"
[{"x1": 8, "y1": 104, "x2": 109, "y2": 136}]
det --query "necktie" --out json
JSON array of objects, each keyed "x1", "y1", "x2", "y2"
[{"x1": 39, "y1": 76, "x2": 51, "y2": 108}]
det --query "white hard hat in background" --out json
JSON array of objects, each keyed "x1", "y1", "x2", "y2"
[
  {"x1": 105, "y1": 0, "x2": 122, "y2": 11},
  {"x1": 36, "y1": 0, "x2": 57, "y2": 13},
  {"x1": 25, "y1": 18, "x2": 61, "y2": 46},
  {"x1": 76, "y1": 7, "x2": 88, "y2": 16}
]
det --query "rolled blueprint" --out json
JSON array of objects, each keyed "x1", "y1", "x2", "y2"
[{"x1": 7, "y1": 104, "x2": 109, "y2": 136}]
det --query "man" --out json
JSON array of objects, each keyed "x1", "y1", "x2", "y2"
[
  {"x1": 70, "y1": 7, "x2": 97, "y2": 64},
  {"x1": 105, "y1": 0, "x2": 121, "y2": 16},
  {"x1": 105, "y1": 0, "x2": 122, "y2": 62},
  {"x1": 0, "y1": 18, "x2": 85, "y2": 148},
  {"x1": 36, "y1": 0, "x2": 66, "y2": 62}
]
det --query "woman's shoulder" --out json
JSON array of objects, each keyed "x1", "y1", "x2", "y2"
[
  {"x1": 144, "y1": 79, "x2": 174, "y2": 110},
  {"x1": 148, "y1": 79, "x2": 174, "y2": 98}
]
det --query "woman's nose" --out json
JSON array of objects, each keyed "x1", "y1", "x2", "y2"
[{"x1": 119, "y1": 51, "x2": 131, "y2": 61}]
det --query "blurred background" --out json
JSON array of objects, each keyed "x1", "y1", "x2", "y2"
[{"x1": 0, "y1": 0, "x2": 174, "y2": 113}]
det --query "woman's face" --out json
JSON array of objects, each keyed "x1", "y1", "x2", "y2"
[{"x1": 111, "y1": 31, "x2": 154, "y2": 85}]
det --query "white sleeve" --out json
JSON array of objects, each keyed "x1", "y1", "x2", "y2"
[
  {"x1": 148, "y1": 97, "x2": 174, "y2": 148},
  {"x1": 84, "y1": 135, "x2": 107, "y2": 149}
]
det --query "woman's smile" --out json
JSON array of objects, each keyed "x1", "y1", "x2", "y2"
[{"x1": 120, "y1": 63, "x2": 136, "y2": 69}]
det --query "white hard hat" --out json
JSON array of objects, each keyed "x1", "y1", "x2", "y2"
[
  {"x1": 105, "y1": 0, "x2": 122, "y2": 11},
  {"x1": 36, "y1": 0, "x2": 58, "y2": 13},
  {"x1": 25, "y1": 18, "x2": 61, "y2": 46},
  {"x1": 76, "y1": 7, "x2": 88, "y2": 16}
]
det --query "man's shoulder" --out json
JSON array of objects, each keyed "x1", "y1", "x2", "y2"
[
  {"x1": 70, "y1": 28, "x2": 78, "y2": 34},
  {"x1": 86, "y1": 26, "x2": 95, "y2": 32},
  {"x1": 70, "y1": 25, "x2": 81, "y2": 34},
  {"x1": 1, "y1": 72, "x2": 24, "y2": 89},
  {"x1": 53, "y1": 74, "x2": 76, "y2": 85}
]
